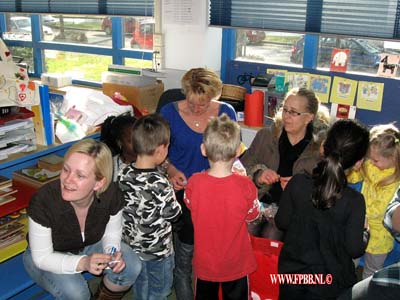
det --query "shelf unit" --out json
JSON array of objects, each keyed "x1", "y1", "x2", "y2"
[
  {"x1": 0, "y1": 84, "x2": 100, "y2": 299},
  {"x1": 0, "y1": 132, "x2": 100, "y2": 259}
]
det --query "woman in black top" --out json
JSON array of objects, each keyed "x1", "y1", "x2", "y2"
[{"x1": 275, "y1": 119, "x2": 370, "y2": 300}]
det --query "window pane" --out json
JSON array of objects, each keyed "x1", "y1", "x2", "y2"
[
  {"x1": 8, "y1": 46, "x2": 33, "y2": 72},
  {"x1": 3, "y1": 14, "x2": 33, "y2": 41},
  {"x1": 44, "y1": 51, "x2": 111, "y2": 82},
  {"x1": 235, "y1": 29, "x2": 303, "y2": 66},
  {"x1": 46, "y1": 15, "x2": 111, "y2": 47},
  {"x1": 125, "y1": 58, "x2": 152, "y2": 69},
  {"x1": 316, "y1": 36, "x2": 383, "y2": 74}
]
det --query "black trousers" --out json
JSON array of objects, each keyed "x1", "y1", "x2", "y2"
[{"x1": 194, "y1": 276, "x2": 250, "y2": 300}]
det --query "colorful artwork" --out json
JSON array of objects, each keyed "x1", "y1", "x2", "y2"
[
  {"x1": 286, "y1": 72, "x2": 310, "y2": 90},
  {"x1": 377, "y1": 53, "x2": 400, "y2": 78},
  {"x1": 309, "y1": 74, "x2": 331, "y2": 103},
  {"x1": 330, "y1": 48, "x2": 350, "y2": 73},
  {"x1": 330, "y1": 76, "x2": 358, "y2": 105},
  {"x1": 357, "y1": 81, "x2": 384, "y2": 111},
  {"x1": 330, "y1": 103, "x2": 357, "y2": 120},
  {"x1": 267, "y1": 69, "x2": 288, "y2": 79}
]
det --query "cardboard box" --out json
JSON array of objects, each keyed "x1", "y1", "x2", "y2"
[{"x1": 102, "y1": 80, "x2": 164, "y2": 113}]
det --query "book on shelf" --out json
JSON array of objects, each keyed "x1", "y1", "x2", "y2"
[
  {"x1": 37, "y1": 154, "x2": 64, "y2": 172},
  {"x1": 0, "y1": 176, "x2": 12, "y2": 190},
  {"x1": 13, "y1": 165, "x2": 60, "y2": 189},
  {"x1": 0, "y1": 194, "x2": 17, "y2": 206},
  {"x1": 0, "y1": 220, "x2": 25, "y2": 249},
  {"x1": 0, "y1": 181, "x2": 18, "y2": 206}
]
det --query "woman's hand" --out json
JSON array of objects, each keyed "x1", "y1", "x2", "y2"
[
  {"x1": 167, "y1": 163, "x2": 187, "y2": 190},
  {"x1": 258, "y1": 169, "x2": 280, "y2": 185},
  {"x1": 77, "y1": 253, "x2": 112, "y2": 275},
  {"x1": 108, "y1": 251, "x2": 125, "y2": 274}
]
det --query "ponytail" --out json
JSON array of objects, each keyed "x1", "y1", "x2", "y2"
[
  {"x1": 312, "y1": 119, "x2": 369, "y2": 210},
  {"x1": 312, "y1": 154, "x2": 347, "y2": 209}
]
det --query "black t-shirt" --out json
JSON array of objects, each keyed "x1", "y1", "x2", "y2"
[
  {"x1": 28, "y1": 180, "x2": 123, "y2": 254},
  {"x1": 264, "y1": 126, "x2": 313, "y2": 204}
]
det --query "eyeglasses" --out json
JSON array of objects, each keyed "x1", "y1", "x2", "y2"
[{"x1": 282, "y1": 107, "x2": 310, "y2": 117}]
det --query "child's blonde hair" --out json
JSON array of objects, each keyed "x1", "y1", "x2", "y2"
[
  {"x1": 203, "y1": 113, "x2": 240, "y2": 162},
  {"x1": 366, "y1": 123, "x2": 400, "y2": 186}
]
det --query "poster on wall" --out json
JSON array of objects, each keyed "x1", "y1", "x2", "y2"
[
  {"x1": 309, "y1": 74, "x2": 331, "y2": 103},
  {"x1": 377, "y1": 54, "x2": 400, "y2": 78},
  {"x1": 286, "y1": 72, "x2": 310, "y2": 90},
  {"x1": 267, "y1": 69, "x2": 288, "y2": 79},
  {"x1": 356, "y1": 81, "x2": 384, "y2": 111},
  {"x1": 330, "y1": 103, "x2": 357, "y2": 120},
  {"x1": 330, "y1": 48, "x2": 350, "y2": 73},
  {"x1": 330, "y1": 76, "x2": 358, "y2": 105}
]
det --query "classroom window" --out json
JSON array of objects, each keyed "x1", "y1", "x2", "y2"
[
  {"x1": 44, "y1": 51, "x2": 112, "y2": 82},
  {"x1": 8, "y1": 46, "x2": 33, "y2": 72},
  {"x1": 234, "y1": 29, "x2": 400, "y2": 77},
  {"x1": 1, "y1": 13, "x2": 154, "y2": 84},
  {"x1": 235, "y1": 29, "x2": 304, "y2": 66}
]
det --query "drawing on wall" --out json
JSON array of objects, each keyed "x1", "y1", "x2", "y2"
[
  {"x1": 267, "y1": 69, "x2": 287, "y2": 79},
  {"x1": 357, "y1": 81, "x2": 384, "y2": 111},
  {"x1": 330, "y1": 48, "x2": 350, "y2": 72},
  {"x1": 330, "y1": 76, "x2": 358, "y2": 105},
  {"x1": 286, "y1": 72, "x2": 310, "y2": 90},
  {"x1": 377, "y1": 53, "x2": 400, "y2": 78},
  {"x1": 330, "y1": 103, "x2": 356, "y2": 120},
  {"x1": 309, "y1": 74, "x2": 331, "y2": 103}
]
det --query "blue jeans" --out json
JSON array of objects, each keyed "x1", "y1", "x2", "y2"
[
  {"x1": 173, "y1": 235, "x2": 194, "y2": 300},
  {"x1": 23, "y1": 241, "x2": 141, "y2": 300},
  {"x1": 133, "y1": 255, "x2": 174, "y2": 300}
]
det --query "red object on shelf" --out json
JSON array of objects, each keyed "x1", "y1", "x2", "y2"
[
  {"x1": 0, "y1": 107, "x2": 35, "y2": 125},
  {"x1": 244, "y1": 91, "x2": 264, "y2": 127},
  {"x1": 0, "y1": 181, "x2": 37, "y2": 218}
]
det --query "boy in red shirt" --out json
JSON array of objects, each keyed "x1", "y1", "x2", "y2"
[{"x1": 184, "y1": 113, "x2": 261, "y2": 300}]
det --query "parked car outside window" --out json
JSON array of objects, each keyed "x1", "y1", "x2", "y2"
[
  {"x1": 130, "y1": 19, "x2": 154, "y2": 50},
  {"x1": 101, "y1": 17, "x2": 136, "y2": 35},
  {"x1": 246, "y1": 30, "x2": 266, "y2": 44},
  {"x1": 8, "y1": 16, "x2": 53, "y2": 35}
]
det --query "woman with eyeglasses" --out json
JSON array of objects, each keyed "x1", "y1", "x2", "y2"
[
  {"x1": 241, "y1": 87, "x2": 330, "y2": 240},
  {"x1": 159, "y1": 68, "x2": 237, "y2": 300}
]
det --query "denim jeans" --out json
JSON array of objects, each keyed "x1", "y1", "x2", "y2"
[
  {"x1": 173, "y1": 235, "x2": 194, "y2": 300},
  {"x1": 133, "y1": 255, "x2": 174, "y2": 300},
  {"x1": 23, "y1": 241, "x2": 141, "y2": 300}
]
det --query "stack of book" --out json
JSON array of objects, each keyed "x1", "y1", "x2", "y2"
[
  {"x1": 0, "y1": 176, "x2": 17, "y2": 206},
  {"x1": 37, "y1": 154, "x2": 64, "y2": 172},
  {"x1": 0, "y1": 217, "x2": 25, "y2": 249},
  {"x1": 0, "y1": 108, "x2": 37, "y2": 161}
]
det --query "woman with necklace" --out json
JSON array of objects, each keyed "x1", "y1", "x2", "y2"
[
  {"x1": 159, "y1": 68, "x2": 237, "y2": 300},
  {"x1": 23, "y1": 139, "x2": 141, "y2": 300}
]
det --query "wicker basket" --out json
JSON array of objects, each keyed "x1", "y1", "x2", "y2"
[{"x1": 221, "y1": 84, "x2": 246, "y2": 101}]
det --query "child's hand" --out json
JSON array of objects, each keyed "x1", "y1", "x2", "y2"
[
  {"x1": 169, "y1": 170, "x2": 187, "y2": 190},
  {"x1": 263, "y1": 203, "x2": 279, "y2": 220},
  {"x1": 279, "y1": 176, "x2": 291, "y2": 190}
]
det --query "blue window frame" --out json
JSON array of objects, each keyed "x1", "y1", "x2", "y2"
[{"x1": 0, "y1": 13, "x2": 153, "y2": 87}]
